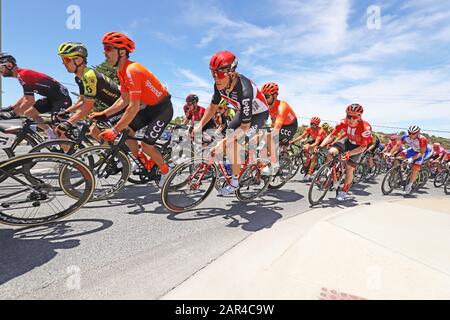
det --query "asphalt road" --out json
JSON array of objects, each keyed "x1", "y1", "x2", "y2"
[{"x1": 0, "y1": 170, "x2": 446, "y2": 299}]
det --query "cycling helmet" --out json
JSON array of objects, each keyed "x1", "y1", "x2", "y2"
[
  {"x1": 185, "y1": 94, "x2": 199, "y2": 104},
  {"x1": 58, "y1": 42, "x2": 88, "y2": 59},
  {"x1": 346, "y1": 103, "x2": 364, "y2": 115},
  {"x1": 310, "y1": 117, "x2": 321, "y2": 125},
  {"x1": 389, "y1": 134, "x2": 399, "y2": 141},
  {"x1": 218, "y1": 98, "x2": 229, "y2": 107},
  {"x1": 209, "y1": 50, "x2": 238, "y2": 71},
  {"x1": 102, "y1": 32, "x2": 135, "y2": 53},
  {"x1": 321, "y1": 122, "x2": 330, "y2": 131},
  {"x1": 0, "y1": 53, "x2": 16, "y2": 65},
  {"x1": 261, "y1": 82, "x2": 279, "y2": 95},
  {"x1": 408, "y1": 125, "x2": 420, "y2": 134}
]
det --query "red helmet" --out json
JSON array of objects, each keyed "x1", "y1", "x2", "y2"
[
  {"x1": 346, "y1": 103, "x2": 364, "y2": 115},
  {"x1": 102, "y1": 32, "x2": 135, "y2": 53},
  {"x1": 310, "y1": 117, "x2": 321, "y2": 125},
  {"x1": 261, "y1": 82, "x2": 279, "y2": 95},
  {"x1": 209, "y1": 50, "x2": 238, "y2": 71},
  {"x1": 389, "y1": 134, "x2": 399, "y2": 141}
]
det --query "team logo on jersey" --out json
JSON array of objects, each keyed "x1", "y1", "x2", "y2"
[{"x1": 362, "y1": 130, "x2": 372, "y2": 138}]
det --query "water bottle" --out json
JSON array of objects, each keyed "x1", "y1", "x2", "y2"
[{"x1": 224, "y1": 161, "x2": 232, "y2": 177}]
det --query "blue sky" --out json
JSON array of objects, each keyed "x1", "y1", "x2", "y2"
[{"x1": 2, "y1": 0, "x2": 450, "y2": 137}]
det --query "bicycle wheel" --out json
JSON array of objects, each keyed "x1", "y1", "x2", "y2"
[
  {"x1": 381, "y1": 166, "x2": 402, "y2": 195},
  {"x1": 287, "y1": 148, "x2": 303, "y2": 180},
  {"x1": 72, "y1": 146, "x2": 131, "y2": 201},
  {"x1": 0, "y1": 153, "x2": 94, "y2": 226},
  {"x1": 444, "y1": 176, "x2": 450, "y2": 195},
  {"x1": 434, "y1": 169, "x2": 449, "y2": 188},
  {"x1": 236, "y1": 163, "x2": 270, "y2": 202},
  {"x1": 416, "y1": 169, "x2": 429, "y2": 189},
  {"x1": 308, "y1": 162, "x2": 333, "y2": 206},
  {"x1": 161, "y1": 158, "x2": 217, "y2": 213},
  {"x1": 268, "y1": 153, "x2": 293, "y2": 189},
  {"x1": 30, "y1": 139, "x2": 81, "y2": 155}
]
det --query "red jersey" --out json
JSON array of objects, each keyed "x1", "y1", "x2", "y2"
[
  {"x1": 183, "y1": 105, "x2": 206, "y2": 122},
  {"x1": 331, "y1": 118, "x2": 373, "y2": 147},
  {"x1": 305, "y1": 126, "x2": 322, "y2": 139}
]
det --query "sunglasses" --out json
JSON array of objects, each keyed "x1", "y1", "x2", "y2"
[
  {"x1": 103, "y1": 45, "x2": 116, "y2": 53},
  {"x1": 264, "y1": 94, "x2": 273, "y2": 100},
  {"x1": 211, "y1": 67, "x2": 232, "y2": 80},
  {"x1": 347, "y1": 115, "x2": 360, "y2": 120},
  {"x1": 62, "y1": 57, "x2": 74, "y2": 64}
]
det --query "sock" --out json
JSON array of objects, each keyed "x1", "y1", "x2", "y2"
[
  {"x1": 231, "y1": 175, "x2": 239, "y2": 187},
  {"x1": 342, "y1": 183, "x2": 351, "y2": 193},
  {"x1": 160, "y1": 163, "x2": 169, "y2": 175}
]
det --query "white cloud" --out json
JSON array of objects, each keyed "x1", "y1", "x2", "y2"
[{"x1": 177, "y1": 68, "x2": 210, "y2": 89}]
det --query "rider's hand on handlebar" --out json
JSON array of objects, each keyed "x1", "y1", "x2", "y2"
[
  {"x1": 340, "y1": 151, "x2": 350, "y2": 161},
  {"x1": 89, "y1": 111, "x2": 107, "y2": 122}
]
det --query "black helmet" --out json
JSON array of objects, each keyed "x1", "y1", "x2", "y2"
[
  {"x1": 186, "y1": 94, "x2": 199, "y2": 104},
  {"x1": 0, "y1": 53, "x2": 16, "y2": 65}
]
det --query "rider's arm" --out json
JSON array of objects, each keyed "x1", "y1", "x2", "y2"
[
  {"x1": 103, "y1": 95, "x2": 129, "y2": 117},
  {"x1": 389, "y1": 140, "x2": 402, "y2": 155},
  {"x1": 64, "y1": 97, "x2": 84, "y2": 114},
  {"x1": 67, "y1": 97, "x2": 95, "y2": 125},
  {"x1": 291, "y1": 130, "x2": 308, "y2": 144},
  {"x1": 14, "y1": 95, "x2": 35, "y2": 114},
  {"x1": 113, "y1": 94, "x2": 139, "y2": 132}
]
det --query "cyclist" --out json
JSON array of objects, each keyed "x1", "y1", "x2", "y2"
[
  {"x1": 260, "y1": 82, "x2": 298, "y2": 172},
  {"x1": 366, "y1": 132, "x2": 381, "y2": 174},
  {"x1": 193, "y1": 50, "x2": 269, "y2": 195},
  {"x1": 291, "y1": 117, "x2": 324, "y2": 180},
  {"x1": 182, "y1": 94, "x2": 215, "y2": 131},
  {"x1": 56, "y1": 42, "x2": 122, "y2": 140},
  {"x1": 389, "y1": 125, "x2": 433, "y2": 195},
  {"x1": 89, "y1": 32, "x2": 173, "y2": 187},
  {"x1": 319, "y1": 104, "x2": 373, "y2": 201},
  {"x1": 431, "y1": 142, "x2": 447, "y2": 164},
  {"x1": 302, "y1": 122, "x2": 333, "y2": 182},
  {"x1": 0, "y1": 53, "x2": 72, "y2": 139},
  {"x1": 214, "y1": 98, "x2": 235, "y2": 136}
]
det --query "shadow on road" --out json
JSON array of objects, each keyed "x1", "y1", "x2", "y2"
[
  {"x1": 0, "y1": 219, "x2": 113, "y2": 286},
  {"x1": 157, "y1": 188, "x2": 304, "y2": 232}
]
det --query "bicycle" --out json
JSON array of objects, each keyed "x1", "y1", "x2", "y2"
[
  {"x1": 0, "y1": 117, "x2": 45, "y2": 159},
  {"x1": 433, "y1": 162, "x2": 450, "y2": 188},
  {"x1": 0, "y1": 152, "x2": 95, "y2": 226},
  {"x1": 381, "y1": 157, "x2": 429, "y2": 195},
  {"x1": 308, "y1": 153, "x2": 348, "y2": 206},
  {"x1": 161, "y1": 142, "x2": 271, "y2": 213}
]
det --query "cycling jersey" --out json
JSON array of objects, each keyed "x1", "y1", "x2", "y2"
[
  {"x1": 269, "y1": 100, "x2": 296, "y2": 129},
  {"x1": 433, "y1": 146, "x2": 447, "y2": 157},
  {"x1": 117, "y1": 61, "x2": 170, "y2": 106},
  {"x1": 304, "y1": 126, "x2": 322, "y2": 140},
  {"x1": 17, "y1": 68, "x2": 70, "y2": 100},
  {"x1": 183, "y1": 105, "x2": 206, "y2": 122},
  {"x1": 400, "y1": 134, "x2": 428, "y2": 152},
  {"x1": 211, "y1": 74, "x2": 268, "y2": 124},
  {"x1": 315, "y1": 128, "x2": 328, "y2": 143},
  {"x1": 75, "y1": 67, "x2": 120, "y2": 106},
  {"x1": 331, "y1": 119, "x2": 373, "y2": 147}
]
